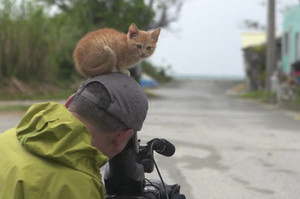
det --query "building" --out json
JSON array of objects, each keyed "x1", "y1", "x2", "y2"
[
  {"x1": 282, "y1": 5, "x2": 300, "y2": 74},
  {"x1": 241, "y1": 32, "x2": 281, "y2": 91},
  {"x1": 242, "y1": 32, "x2": 266, "y2": 49}
]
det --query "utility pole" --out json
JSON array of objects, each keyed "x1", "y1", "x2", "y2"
[{"x1": 266, "y1": 0, "x2": 276, "y2": 92}]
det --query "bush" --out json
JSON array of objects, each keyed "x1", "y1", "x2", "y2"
[
  {"x1": 0, "y1": 0, "x2": 169, "y2": 92},
  {"x1": 141, "y1": 61, "x2": 172, "y2": 84},
  {"x1": 0, "y1": 0, "x2": 80, "y2": 84}
]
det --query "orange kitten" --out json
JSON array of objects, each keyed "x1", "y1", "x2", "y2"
[{"x1": 73, "y1": 23, "x2": 161, "y2": 77}]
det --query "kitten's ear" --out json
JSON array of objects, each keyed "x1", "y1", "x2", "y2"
[
  {"x1": 151, "y1": 28, "x2": 161, "y2": 42},
  {"x1": 128, "y1": 23, "x2": 139, "y2": 38}
]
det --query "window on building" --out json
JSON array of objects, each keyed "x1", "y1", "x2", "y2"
[
  {"x1": 296, "y1": 32, "x2": 299, "y2": 60},
  {"x1": 285, "y1": 32, "x2": 290, "y2": 56}
]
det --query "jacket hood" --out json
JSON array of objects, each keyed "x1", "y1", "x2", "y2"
[{"x1": 16, "y1": 102, "x2": 108, "y2": 178}]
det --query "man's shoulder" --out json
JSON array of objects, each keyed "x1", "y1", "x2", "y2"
[
  {"x1": 0, "y1": 127, "x2": 17, "y2": 145},
  {"x1": 0, "y1": 129, "x2": 105, "y2": 198}
]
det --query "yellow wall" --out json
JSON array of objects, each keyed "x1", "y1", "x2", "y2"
[{"x1": 242, "y1": 32, "x2": 266, "y2": 49}]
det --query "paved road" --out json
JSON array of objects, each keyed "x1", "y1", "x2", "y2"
[
  {"x1": 1, "y1": 79, "x2": 300, "y2": 198},
  {"x1": 0, "y1": 100, "x2": 65, "y2": 133},
  {"x1": 0, "y1": 112, "x2": 24, "y2": 132},
  {"x1": 140, "y1": 79, "x2": 300, "y2": 199}
]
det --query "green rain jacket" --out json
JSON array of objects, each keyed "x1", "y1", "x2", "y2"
[{"x1": 0, "y1": 102, "x2": 109, "y2": 199}]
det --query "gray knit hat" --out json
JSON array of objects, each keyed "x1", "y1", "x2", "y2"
[{"x1": 76, "y1": 73, "x2": 148, "y2": 131}]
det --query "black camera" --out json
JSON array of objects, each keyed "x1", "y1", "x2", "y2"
[{"x1": 104, "y1": 133, "x2": 186, "y2": 199}]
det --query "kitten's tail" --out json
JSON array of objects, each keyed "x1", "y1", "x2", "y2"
[{"x1": 74, "y1": 45, "x2": 116, "y2": 77}]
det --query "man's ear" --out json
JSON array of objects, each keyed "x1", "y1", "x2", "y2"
[
  {"x1": 112, "y1": 129, "x2": 134, "y2": 153},
  {"x1": 65, "y1": 93, "x2": 76, "y2": 108}
]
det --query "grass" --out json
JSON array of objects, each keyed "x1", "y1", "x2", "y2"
[
  {"x1": 0, "y1": 90, "x2": 74, "y2": 100},
  {"x1": 238, "y1": 91, "x2": 266, "y2": 99},
  {"x1": 144, "y1": 89, "x2": 162, "y2": 99},
  {"x1": 0, "y1": 90, "x2": 73, "y2": 113},
  {"x1": 0, "y1": 87, "x2": 160, "y2": 113},
  {"x1": 238, "y1": 90, "x2": 276, "y2": 102},
  {"x1": 0, "y1": 105, "x2": 30, "y2": 112}
]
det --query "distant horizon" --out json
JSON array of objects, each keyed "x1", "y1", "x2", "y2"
[{"x1": 173, "y1": 73, "x2": 245, "y2": 81}]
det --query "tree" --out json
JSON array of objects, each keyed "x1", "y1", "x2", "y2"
[
  {"x1": 145, "y1": 0, "x2": 183, "y2": 29},
  {"x1": 39, "y1": 0, "x2": 183, "y2": 30},
  {"x1": 0, "y1": 0, "x2": 184, "y2": 86},
  {"x1": 39, "y1": 0, "x2": 184, "y2": 80}
]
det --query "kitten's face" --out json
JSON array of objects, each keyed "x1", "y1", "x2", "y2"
[{"x1": 127, "y1": 23, "x2": 160, "y2": 59}]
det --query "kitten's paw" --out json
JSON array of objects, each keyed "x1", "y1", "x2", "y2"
[
  {"x1": 118, "y1": 68, "x2": 130, "y2": 76},
  {"x1": 111, "y1": 66, "x2": 117, "y2": 72}
]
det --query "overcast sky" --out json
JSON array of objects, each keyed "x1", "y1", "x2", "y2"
[{"x1": 149, "y1": 0, "x2": 299, "y2": 78}]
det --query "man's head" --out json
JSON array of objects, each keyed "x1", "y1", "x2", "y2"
[{"x1": 66, "y1": 73, "x2": 148, "y2": 158}]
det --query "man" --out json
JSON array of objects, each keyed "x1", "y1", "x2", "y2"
[{"x1": 0, "y1": 73, "x2": 148, "y2": 199}]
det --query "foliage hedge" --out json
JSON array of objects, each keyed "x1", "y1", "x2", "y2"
[{"x1": 0, "y1": 0, "x2": 167, "y2": 88}]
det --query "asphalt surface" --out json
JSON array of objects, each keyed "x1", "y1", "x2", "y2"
[
  {"x1": 1, "y1": 78, "x2": 300, "y2": 198},
  {"x1": 140, "y1": 78, "x2": 300, "y2": 199}
]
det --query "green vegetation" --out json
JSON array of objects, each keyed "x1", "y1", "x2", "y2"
[
  {"x1": 0, "y1": 105, "x2": 30, "y2": 112},
  {"x1": 292, "y1": 87, "x2": 300, "y2": 105},
  {"x1": 238, "y1": 90, "x2": 275, "y2": 102},
  {"x1": 0, "y1": 90, "x2": 74, "y2": 100},
  {"x1": 0, "y1": 0, "x2": 154, "y2": 83},
  {"x1": 252, "y1": 45, "x2": 266, "y2": 53},
  {"x1": 0, "y1": 0, "x2": 180, "y2": 99},
  {"x1": 141, "y1": 61, "x2": 173, "y2": 84}
]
